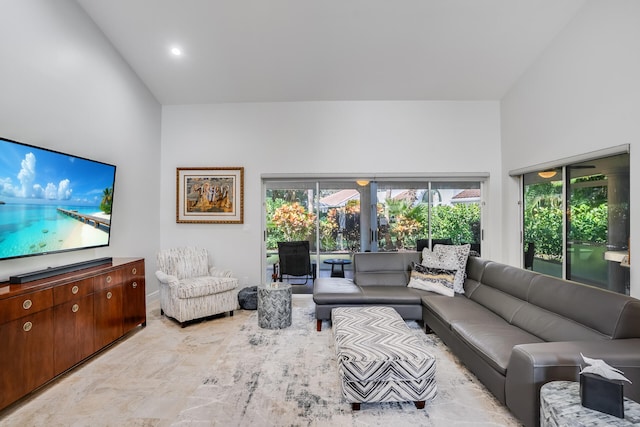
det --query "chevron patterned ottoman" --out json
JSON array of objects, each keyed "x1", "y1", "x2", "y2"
[{"x1": 332, "y1": 306, "x2": 437, "y2": 410}]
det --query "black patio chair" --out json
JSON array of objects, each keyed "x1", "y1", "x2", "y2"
[
  {"x1": 524, "y1": 242, "x2": 535, "y2": 269},
  {"x1": 417, "y1": 238, "x2": 453, "y2": 252},
  {"x1": 276, "y1": 241, "x2": 316, "y2": 284}
]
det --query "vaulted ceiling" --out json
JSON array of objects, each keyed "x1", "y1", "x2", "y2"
[{"x1": 77, "y1": 0, "x2": 586, "y2": 105}]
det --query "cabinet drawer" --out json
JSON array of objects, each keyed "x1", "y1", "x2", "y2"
[
  {"x1": 0, "y1": 289, "x2": 53, "y2": 324},
  {"x1": 53, "y1": 278, "x2": 93, "y2": 304},
  {"x1": 125, "y1": 261, "x2": 145, "y2": 280},
  {"x1": 93, "y1": 270, "x2": 123, "y2": 291}
]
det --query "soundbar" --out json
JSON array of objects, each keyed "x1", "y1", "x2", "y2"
[{"x1": 9, "y1": 257, "x2": 113, "y2": 284}]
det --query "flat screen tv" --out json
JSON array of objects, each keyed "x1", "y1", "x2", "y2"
[{"x1": 0, "y1": 136, "x2": 116, "y2": 261}]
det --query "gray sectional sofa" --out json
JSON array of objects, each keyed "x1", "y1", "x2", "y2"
[{"x1": 313, "y1": 251, "x2": 640, "y2": 427}]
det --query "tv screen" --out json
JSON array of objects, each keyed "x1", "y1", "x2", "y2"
[{"x1": 0, "y1": 136, "x2": 116, "y2": 261}]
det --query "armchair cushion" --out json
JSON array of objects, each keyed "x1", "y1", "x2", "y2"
[
  {"x1": 209, "y1": 267, "x2": 233, "y2": 278},
  {"x1": 161, "y1": 247, "x2": 210, "y2": 279},
  {"x1": 176, "y1": 276, "x2": 238, "y2": 299}
]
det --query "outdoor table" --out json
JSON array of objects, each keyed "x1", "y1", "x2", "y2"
[{"x1": 323, "y1": 259, "x2": 352, "y2": 278}]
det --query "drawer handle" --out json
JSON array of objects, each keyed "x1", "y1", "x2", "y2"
[
  {"x1": 106, "y1": 275, "x2": 112, "y2": 284},
  {"x1": 72, "y1": 285, "x2": 79, "y2": 294},
  {"x1": 23, "y1": 299, "x2": 32, "y2": 310},
  {"x1": 132, "y1": 282, "x2": 138, "y2": 289},
  {"x1": 23, "y1": 321, "x2": 33, "y2": 332},
  {"x1": 72, "y1": 304, "x2": 79, "y2": 313},
  {"x1": 132, "y1": 267, "x2": 137, "y2": 275},
  {"x1": 107, "y1": 291, "x2": 112, "y2": 300}
]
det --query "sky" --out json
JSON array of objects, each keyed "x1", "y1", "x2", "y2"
[{"x1": 0, "y1": 138, "x2": 116, "y2": 206}]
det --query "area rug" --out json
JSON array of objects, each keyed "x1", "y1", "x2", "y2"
[{"x1": 171, "y1": 295, "x2": 521, "y2": 426}]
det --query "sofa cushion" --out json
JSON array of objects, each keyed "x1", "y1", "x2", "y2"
[
  {"x1": 359, "y1": 286, "x2": 424, "y2": 304},
  {"x1": 451, "y1": 320, "x2": 543, "y2": 375},
  {"x1": 353, "y1": 252, "x2": 420, "y2": 287},
  {"x1": 528, "y1": 274, "x2": 640, "y2": 339},
  {"x1": 313, "y1": 278, "x2": 364, "y2": 304},
  {"x1": 175, "y1": 276, "x2": 238, "y2": 299},
  {"x1": 467, "y1": 283, "x2": 526, "y2": 324},
  {"x1": 511, "y1": 302, "x2": 609, "y2": 342},
  {"x1": 465, "y1": 256, "x2": 489, "y2": 284},
  {"x1": 477, "y1": 261, "x2": 536, "y2": 301},
  {"x1": 422, "y1": 293, "x2": 507, "y2": 329}
]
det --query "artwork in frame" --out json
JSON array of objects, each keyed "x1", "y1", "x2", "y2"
[{"x1": 176, "y1": 167, "x2": 244, "y2": 224}]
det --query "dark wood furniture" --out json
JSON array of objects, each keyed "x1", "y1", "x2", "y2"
[{"x1": 0, "y1": 258, "x2": 146, "y2": 411}]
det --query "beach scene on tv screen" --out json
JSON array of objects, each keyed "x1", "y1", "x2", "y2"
[{"x1": 0, "y1": 139, "x2": 115, "y2": 260}]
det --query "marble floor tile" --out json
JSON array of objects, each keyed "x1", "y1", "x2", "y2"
[{"x1": 0, "y1": 296, "x2": 521, "y2": 427}]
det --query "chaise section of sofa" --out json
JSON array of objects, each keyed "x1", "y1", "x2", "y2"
[{"x1": 313, "y1": 252, "x2": 424, "y2": 331}]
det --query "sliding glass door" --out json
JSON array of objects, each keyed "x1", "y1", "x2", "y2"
[
  {"x1": 264, "y1": 177, "x2": 484, "y2": 282},
  {"x1": 522, "y1": 153, "x2": 630, "y2": 294},
  {"x1": 523, "y1": 168, "x2": 563, "y2": 277},
  {"x1": 373, "y1": 181, "x2": 481, "y2": 253},
  {"x1": 265, "y1": 182, "x2": 318, "y2": 282}
]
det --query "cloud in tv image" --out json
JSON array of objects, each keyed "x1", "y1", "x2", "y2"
[{"x1": 0, "y1": 137, "x2": 116, "y2": 260}]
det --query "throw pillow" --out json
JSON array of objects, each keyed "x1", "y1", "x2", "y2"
[
  {"x1": 431, "y1": 244, "x2": 471, "y2": 294},
  {"x1": 421, "y1": 248, "x2": 458, "y2": 271},
  {"x1": 407, "y1": 262, "x2": 456, "y2": 297}
]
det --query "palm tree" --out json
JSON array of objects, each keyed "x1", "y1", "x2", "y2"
[{"x1": 100, "y1": 187, "x2": 113, "y2": 214}]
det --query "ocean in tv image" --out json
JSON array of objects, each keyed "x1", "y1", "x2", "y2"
[{"x1": 0, "y1": 137, "x2": 116, "y2": 260}]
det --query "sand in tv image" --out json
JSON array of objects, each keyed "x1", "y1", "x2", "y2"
[{"x1": 0, "y1": 137, "x2": 116, "y2": 260}]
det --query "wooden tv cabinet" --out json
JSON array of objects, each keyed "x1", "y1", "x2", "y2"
[{"x1": 0, "y1": 258, "x2": 146, "y2": 411}]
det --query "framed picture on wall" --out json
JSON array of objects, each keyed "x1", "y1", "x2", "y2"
[{"x1": 176, "y1": 167, "x2": 244, "y2": 224}]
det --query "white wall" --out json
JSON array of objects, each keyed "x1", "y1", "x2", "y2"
[
  {"x1": 161, "y1": 101, "x2": 501, "y2": 285},
  {"x1": 501, "y1": 0, "x2": 640, "y2": 297},
  {"x1": 0, "y1": 1, "x2": 161, "y2": 290}
]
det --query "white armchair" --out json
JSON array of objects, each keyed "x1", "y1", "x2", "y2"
[{"x1": 156, "y1": 247, "x2": 239, "y2": 327}]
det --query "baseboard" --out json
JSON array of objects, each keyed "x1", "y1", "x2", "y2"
[{"x1": 146, "y1": 290, "x2": 159, "y2": 303}]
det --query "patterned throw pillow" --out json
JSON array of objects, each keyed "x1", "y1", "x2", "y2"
[
  {"x1": 407, "y1": 262, "x2": 456, "y2": 297},
  {"x1": 422, "y1": 244, "x2": 470, "y2": 294}
]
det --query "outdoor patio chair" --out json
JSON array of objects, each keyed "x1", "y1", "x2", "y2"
[
  {"x1": 524, "y1": 242, "x2": 535, "y2": 269},
  {"x1": 417, "y1": 238, "x2": 452, "y2": 252},
  {"x1": 277, "y1": 241, "x2": 316, "y2": 284}
]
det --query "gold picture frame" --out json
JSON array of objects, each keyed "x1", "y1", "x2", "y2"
[{"x1": 176, "y1": 167, "x2": 244, "y2": 224}]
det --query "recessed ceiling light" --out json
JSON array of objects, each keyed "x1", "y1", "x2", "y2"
[{"x1": 170, "y1": 47, "x2": 182, "y2": 56}]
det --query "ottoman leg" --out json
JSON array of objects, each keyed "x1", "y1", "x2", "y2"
[
  {"x1": 351, "y1": 403, "x2": 361, "y2": 411},
  {"x1": 316, "y1": 319, "x2": 322, "y2": 331},
  {"x1": 414, "y1": 401, "x2": 425, "y2": 409}
]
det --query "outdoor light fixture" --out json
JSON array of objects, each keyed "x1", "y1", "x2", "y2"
[
  {"x1": 538, "y1": 170, "x2": 557, "y2": 179},
  {"x1": 356, "y1": 180, "x2": 370, "y2": 186}
]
